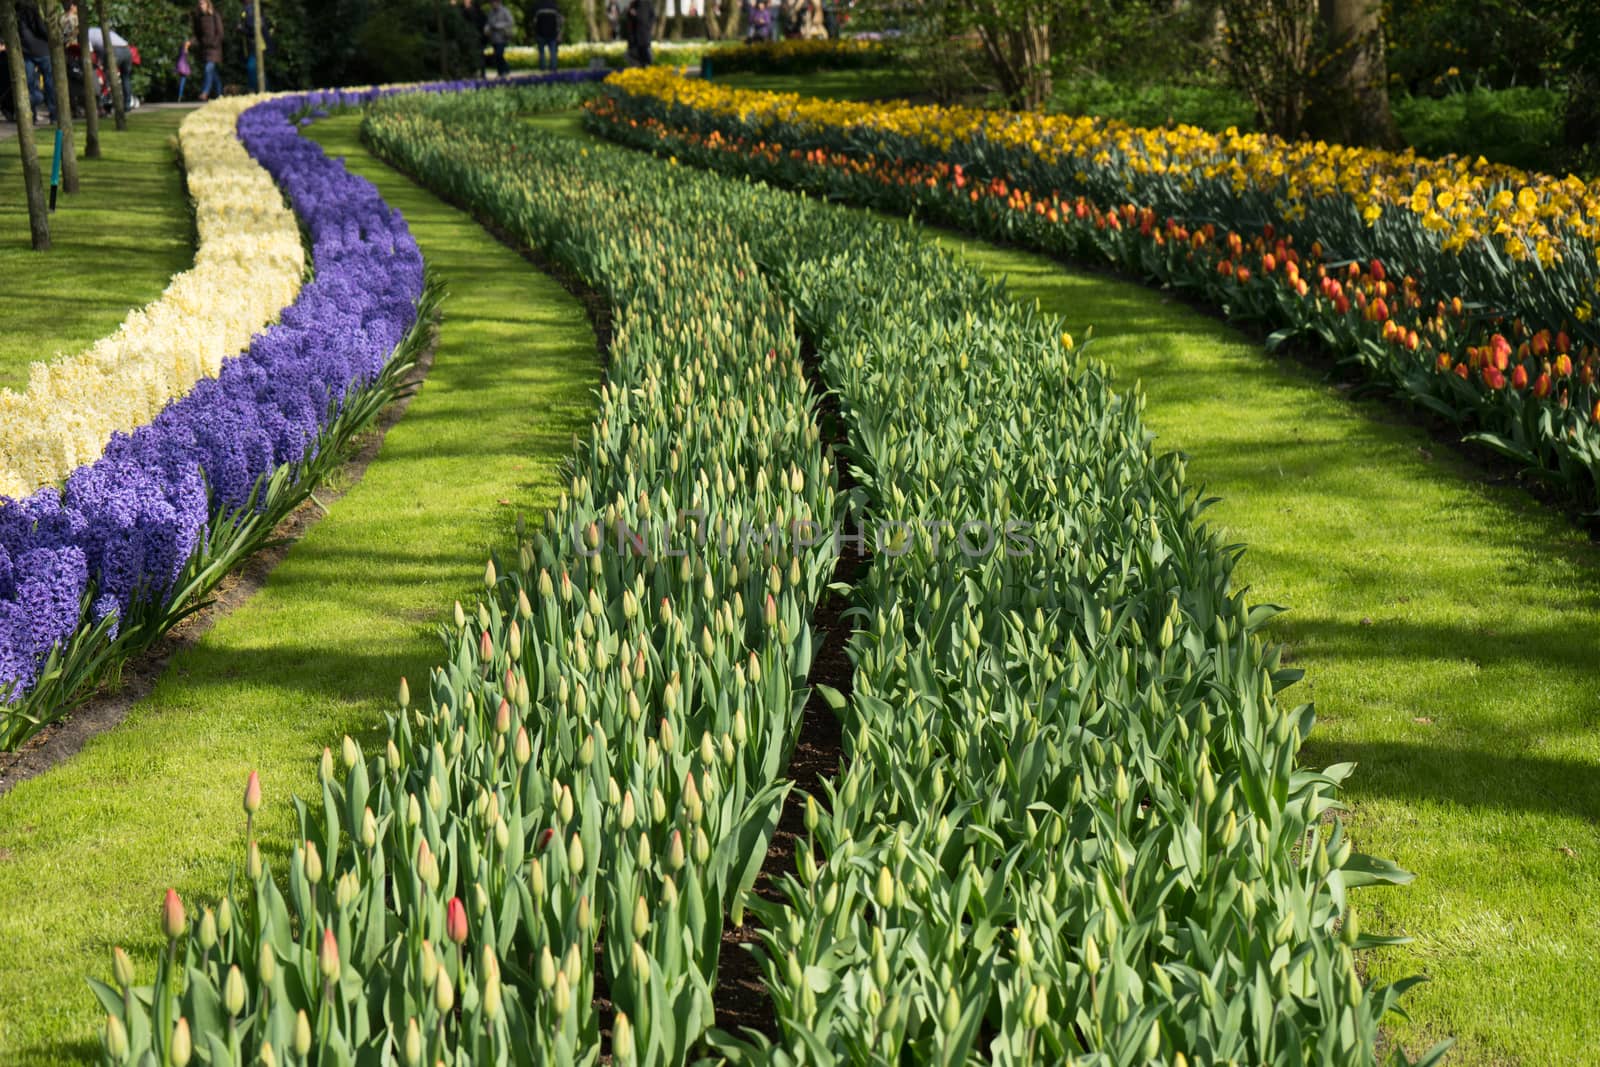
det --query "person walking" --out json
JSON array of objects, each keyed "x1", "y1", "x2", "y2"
[
  {"x1": 484, "y1": 0, "x2": 514, "y2": 78},
  {"x1": 624, "y1": 0, "x2": 653, "y2": 65},
  {"x1": 187, "y1": 0, "x2": 223, "y2": 101},
  {"x1": 459, "y1": 0, "x2": 487, "y2": 78},
  {"x1": 530, "y1": 0, "x2": 560, "y2": 73},
  {"x1": 16, "y1": 1, "x2": 57, "y2": 124}
]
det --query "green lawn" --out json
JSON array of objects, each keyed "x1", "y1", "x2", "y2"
[
  {"x1": 0, "y1": 110, "x2": 195, "y2": 391},
  {"x1": 938, "y1": 241, "x2": 1600, "y2": 1065},
  {"x1": 0, "y1": 114, "x2": 598, "y2": 1064}
]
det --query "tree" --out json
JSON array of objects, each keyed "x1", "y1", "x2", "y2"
[
  {"x1": 719, "y1": 0, "x2": 739, "y2": 41},
  {"x1": 1219, "y1": 0, "x2": 1400, "y2": 146},
  {"x1": 581, "y1": 0, "x2": 599, "y2": 41},
  {"x1": 2, "y1": 2, "x2": 52, "y2": 249},
  {"x1": 970, "y1": 1, "x2": 1054, "y2": 110},
  {"x1": 1305, "y1": 0, "x2": 1399, "y2": 146},
  {"x1": 253, "y1": 0, "x2": 267, "y2": 91},
  {"x1": 74, "y1": 1, "x2": 100, "y2": 157},
  {"x1": 43, "y1": 0, "x2": 77, "y2": 193},
  {"x1": 93, "y1": 0, "x2": 126, "y2": 131}
]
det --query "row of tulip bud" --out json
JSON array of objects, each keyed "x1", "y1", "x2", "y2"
[
  {"x1": 95, "y1": 95, "x2": 846, "y2": 1066},
  {"x1": 644, "y1": 181, "x2": 1423, "y2": 1065}
]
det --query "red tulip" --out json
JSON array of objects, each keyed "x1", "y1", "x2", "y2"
[
  {"x1": 1484, "y1": 366, "x2": 1507, "y2": 390},
  {"x1": 319, "y1": 928, "x2": 340, "y2": 980},
  {"x1": 1533, "y1": 373, "x2": 1552, "y2": 398},
  {"x1": 162, "y1": 888, "x2": 186, "y2": 941},
  {"x1": 1490, "y1": 334, "x2": 1512, "y2": 369},
  {"x1": 243, "y1": 771, "x2": 261, "y2": 815},
  {"x1": 446, "y1": 897, "x2": 469, "y2": 945},
  {"x1": 1511, "y1": 365, "x2": 1529, "y2": 390}
]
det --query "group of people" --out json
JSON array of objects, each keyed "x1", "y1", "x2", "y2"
[
  {"x1": 2, "y1": 1, "x2": 136, "y2": 125},
  {"x1": 744, "y1": 0, "x2": 835, "y2": 42},
  {"x1": 458, "y1": 0, "x2": 564, "y2": 78},
  {"x1": 180, "y1": 0, "x2": 272, "y2": 102}
]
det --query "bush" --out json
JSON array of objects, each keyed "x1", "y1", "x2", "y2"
[
  {"x1": 1393, "y1": 86, "x2": 1564, "y2": 171},
  {"x1": 1047, "y1": 78, "x2": 1257, "y2": 132}
]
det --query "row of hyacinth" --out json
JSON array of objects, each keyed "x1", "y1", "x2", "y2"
[{"x1": 0, "y1": 70, "x2": 609, "y2": 715}]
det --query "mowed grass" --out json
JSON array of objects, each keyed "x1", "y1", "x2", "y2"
[
  {"x1": 937, "y1": 240, "x2": 1600, "y2": 1064},
  {"x1": 0, "y1": 114, "x2": 598, "y2": 1064},
  {"x1": 0, "y1": 109, "x2": 195, "y2": 391}
]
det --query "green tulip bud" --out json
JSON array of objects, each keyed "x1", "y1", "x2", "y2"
[
  {"x1": 104, "y1": 1014, "x2": 128, "y2": 1062},
  {"x1": 224, "y1": 965, "x2": 247, "y2": 1017},
  {"x1": 434, "y1": 966, "x2": 454, "y2": 1014},
  {"x1": 613, "y1": 1011, "x2": 635, "y2": 1063},
  {"x1": 941, "y1": 986, "x2": 960, "y2": 1032},
  {"x1": 569, "y1": 833, "x2": 586, "y2": 876},
  {"x1": 198, "y1": 908, "x2": 218, "y2": 952},
  {"x1": 111, "y1": 946, "x2": 134, "y2": 990},
  {"x1": 258, "y1": 941, "x2": 276, "y2": 985},
  {"x1": 169, "y1": 1017, "x2": 192, "y2": 1067},
  {"x1": 403, "y1": 1017, "x2": 422, "y2": 1066},
  {"x1": 303, "y1": 841, "x2": 323, "y2": 885},
  {"x1": 553, "y1": 970, "x2": 571, "y2": 1016},
  {"x1": 668, "y1": 830, "x2": 686, "y2": 870},
  {"x1": 1084, "y1": 935, "x2": 1101, "y2": 974},
  {"x1": 875, "y1": 866, "x2": 895, "y2": 910}
]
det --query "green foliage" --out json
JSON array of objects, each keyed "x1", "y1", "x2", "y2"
[
  {"x1": 1048, "y1": 78, "x2": 1255, "y2": 132},
  {"x1": 1392, "y1": 86, "x2": 1564, "y2": 171},
  {"x1": 1385, "y1": 0, "x2": 1565, "y2": 90}
]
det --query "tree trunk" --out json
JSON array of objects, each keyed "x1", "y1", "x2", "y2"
[
  {"x1": 974, "y1": 4, "x2": 1052, "y2": 111},
  {"x1": 93, "y1": 0, "x2": 125, "y2": 131},
  {"x1": 720, "y1": 0, "x2": 740, "y2": 40},
  {"x1": 583, "y1": 0, "x2": 599, "y2": 41},
  {"x1": 43, "y1": 0, "x2": 77, "y2": 192},
  {"x1": 252, "y1": 1, "x2": 266, "y2": 92},
  {"x1": 75, "y1": 0, "x2": 99, "y2": 157},
  {"x1": 1306, "y1": 0, "x2": 1398, "y2": 146},
  {"x1": 2, "y1": 4, "x2": 52, "y2": 249},
  {"x1": 435, "y1": 0, "x2": 450, "y2": 77}
]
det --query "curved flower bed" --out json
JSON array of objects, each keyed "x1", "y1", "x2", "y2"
[
  {"x1": 0, "y1": 98, "x2": 306, "y2": 500},
  {"x1": 0, "y1": 96, "x2": 429, "y2": 745},
  {"x1": 590, "y1": 70, "x2": 1600, "y2": 509}
]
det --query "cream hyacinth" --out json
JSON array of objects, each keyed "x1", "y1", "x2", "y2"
[{"x1": 0, "y1": 96, "x2": 305, "y2": 498}]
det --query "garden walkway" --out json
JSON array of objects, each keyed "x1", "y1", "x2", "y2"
[{"x1": 0, "y1": 114, "x2": 598, "y2": 1064}]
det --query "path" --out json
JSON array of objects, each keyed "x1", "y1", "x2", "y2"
[
  {"x1": 0, "y1": 113, "x2": 598, "y2": 1065},
  {"x1": 940, "y1": 239, "x2": 1600, "y2": 1065}
]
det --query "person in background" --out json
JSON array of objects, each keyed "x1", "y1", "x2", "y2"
[
  {"x1": 176, "y1": 38, "x2": 191, "y2": 100},
  {"x1": 746, "y1": 0, "x2": 773, "y2": 43},
  {"x1": 821, "y1": 0, "x2": 837, "y2": 39},
  {"x1": 530, "y1": 0, "x2": 561, "y2": 73},
  {"x1": 484, "y1": 0, "x2": 514, "y2": 78},
  {"x1": 459, "y1": 0, "x2": 488, "y2": 78},
  {"x1": 187, "y1": 0, "x2": 224, "y2": 102},
  {"x1": 88, "y1": 21, "x2": 135, "y2": 109},
  {"x1": 16, "y1": 1, "x2": 57, "y2": 124},
  {"x1": 624, "y1": 0, "x2": 653, "y2": 65},
  {"x1": 606, "y1": 0, "x2": 620, "y2": 42}
]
